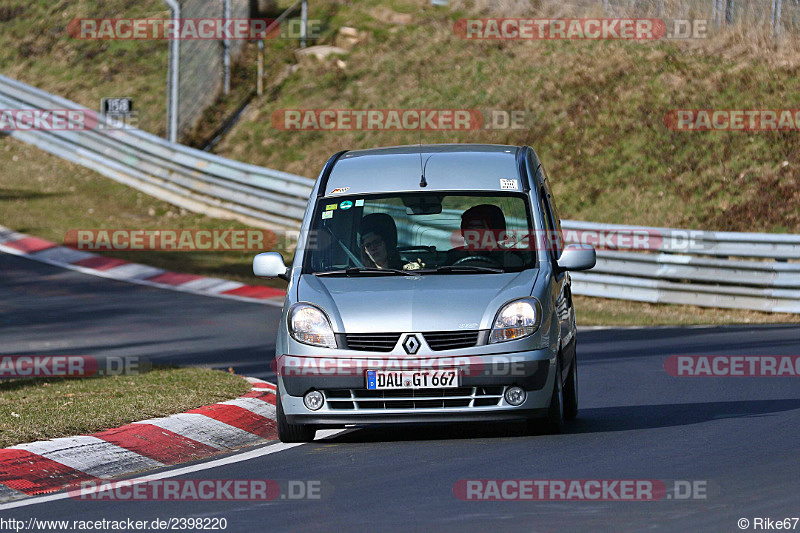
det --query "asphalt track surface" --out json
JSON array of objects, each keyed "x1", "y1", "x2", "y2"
[{"x1": 2, "y1": 252, "x2": 800, "y2": 532}]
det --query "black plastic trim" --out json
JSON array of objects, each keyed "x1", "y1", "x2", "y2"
[{"x1": 316, "y1": 150, "x2": 349, "y2": 198}]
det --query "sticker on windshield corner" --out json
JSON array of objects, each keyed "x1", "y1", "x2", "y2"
[
  {"x1": 355, "y1": 199, "x2": 364, "y2": 207},
  {"x1": 340, "y1": 200, "x2": 353, "y2": 210},
  {"x1": 325, "y1": 204, "x2": 337, "y2": 211},
  {"x1": 330, "y1": 187, "x2": 350, "y2": 194},
  {"x1": 500, "y1": 179, "x2": 518, "y2": 190},
  {"x1": 322, "y1": 210, "x2": 333, "y2": 220}
]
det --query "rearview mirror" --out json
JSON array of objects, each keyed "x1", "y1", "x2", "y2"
[
  {"x1": 403, "y1": 195, "x2": 443, "y2": 215},
  {"x1": 253, "y1": 252, "x2": 289, "y2": 280},
  {"x1": 557, "y1": 244, "x2": 596, "y2": 271}
]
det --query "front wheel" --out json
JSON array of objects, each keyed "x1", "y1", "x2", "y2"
[{"x1": 276, "y1": 392, "x2": 316, "y2": 443}]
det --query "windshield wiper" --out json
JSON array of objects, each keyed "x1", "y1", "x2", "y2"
[
  {"x1": 420, "y1": 265, "x2": 505, "y2": 274},
  {"x1": 314, "y1": 267, "x2": 419, "y2": 277}
]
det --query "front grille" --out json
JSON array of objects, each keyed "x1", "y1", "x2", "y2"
[
  {"x1": 344, "y1": 331, "x2": 481, "y2": 352},
  {"x1": 344, "y1": 333, "x2": 401, "y2": 352},
  {"x1": 323, "y1": 386, "x2": 505, "y2": 410},
  {"x1": 422, "y1": 330, "x2": 480, "y2": 351}
]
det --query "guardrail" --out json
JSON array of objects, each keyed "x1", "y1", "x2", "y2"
[
  {"x1": 0, "y1": 74, "x2": 314, "y2": 230},
  {"x1": 1, "y1": 74, "x2": 798, "y2": 313}
]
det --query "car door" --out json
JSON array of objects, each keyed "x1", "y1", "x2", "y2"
[{"x1": 539, "y1": 171, "x2": 576, "y2": 376}]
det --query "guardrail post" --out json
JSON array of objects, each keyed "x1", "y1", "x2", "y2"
[
  {"x1": 223, "y1": 0, "x2": 231, "y2": 95},
  {"x1": 163, "y1": 0, "x2": 180, "y2": 144}
]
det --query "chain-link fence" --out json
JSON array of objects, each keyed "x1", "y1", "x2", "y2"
[
  {"x1": 164, "y1": 0, "x2": 251, "y2": 142},
  {"x1": 567, "y1": 0, "x2": 800, "y2": 34}
]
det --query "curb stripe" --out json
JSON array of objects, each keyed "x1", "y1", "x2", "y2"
[
  {"x1": 73, "y1": 256, "x2": 130, "y2": 271},
  {"x1": 146, "y1": 272, "x2": 205, "y2": 285},
  {"x1": 185, "y1": 404, "x2": 277, "y2": 439},
  {"x1": 93, "y1": 424, "x2": 219, "y2": 465},
  {"x1": 0, "y1": 224, "x2": 287, "y2": 305},
  {"x1": 102, "y1": 263, "x2": 165, "y2": 280},
  {"x1": 11, "y1": 436, "x2": 164, "y2": 479},
  {"x1": 29, "y1": 246, "x2": 94, "y2": 264},
  {"x1": 222, "y1": 285, "x2": 286, "y2": 299},
  {"x1": 0, "y1": 484, "x2": 26, "y2": 502},
  {"x1": 221, "y1": 397, "x2": 278, "y2": 419},
  {"x1": 2, "y1": 237, "x2": 58, "y2": 254},
  {"x1": 0, "y1": 449, "x2": 99, "y2": 495},
  {"x1": 0, "y1": 376, "x2": 280, "y2": 502},
  {"x1": 0, "y1": 230, "x2": 26, "y2": 245},
  {"x1": 132, "y1": 413, "x2": 267, "y2": 450}
]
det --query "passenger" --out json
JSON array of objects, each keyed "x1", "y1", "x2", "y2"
[{"x1": 359, "y1": 213, "x2": 404, "y2": 270}]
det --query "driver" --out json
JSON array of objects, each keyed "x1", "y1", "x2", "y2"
[
  {"x1": 359, "y1": 213, "x2": 404, "y2": 270},
  {"x1": 446, "y1": 204, "x2": 508, "y2": 265}
]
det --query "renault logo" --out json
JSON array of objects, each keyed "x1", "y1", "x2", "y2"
[{"x1": 403, "y1": 335, "x2": 420, "y2": 355}]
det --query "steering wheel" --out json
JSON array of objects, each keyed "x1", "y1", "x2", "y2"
[{"x1": 453, "y1": 254, "x2": 503, "y2": 267}]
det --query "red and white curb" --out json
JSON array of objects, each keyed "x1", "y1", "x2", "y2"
[
  {"x1": 0, "y1": 225, "x2": 287, "y2": 306},
  {"x1": 0, "y1": 378, "x2": 278, "y2": 503}
]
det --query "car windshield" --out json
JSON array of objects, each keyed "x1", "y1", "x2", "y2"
[{"x1": 302, "y1": 192, "x2": 537, "y2": 275}]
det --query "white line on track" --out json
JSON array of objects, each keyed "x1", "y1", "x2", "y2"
[{"x1": 0, "y1": 429, "x2": 345, "y2": 511}]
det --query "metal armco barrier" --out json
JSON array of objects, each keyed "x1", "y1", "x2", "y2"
[
  {"x1": 1, "y1": 74, "x2": 798, "y2": 313},
  {"x1": 0, "y1": 74, "x2": 314, "y2": 229}
]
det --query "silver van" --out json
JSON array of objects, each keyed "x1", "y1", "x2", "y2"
[{"x1": 254, "y1": 144, "x2": 595, "y2": 442}]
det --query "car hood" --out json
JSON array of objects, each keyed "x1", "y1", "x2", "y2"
[{"x1": 296, "y1": 270, "x2": 538, "y2": 333}]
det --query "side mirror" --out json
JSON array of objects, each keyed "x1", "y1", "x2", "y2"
[
  {"x1": 253, "y1": 252, "x2": 289, "y2": 281},
  {"x1": 557, "y1": 244, "x2": 596, "y2": 271}
]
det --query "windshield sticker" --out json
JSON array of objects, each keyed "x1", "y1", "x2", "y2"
[
  {"x1": 325, "y1": 204, "x2": 337, "y2": 211},
  {"x1": 355, "y1": 199, "x2": 364, "y2": 207},
  {"x1": 322, "y1": 210, "x2": 333, "y2": 220},
  {"x1": 500, "y1": 179, "x2": 518, "y2": 190},
  {"x1": 330, "y1": 187, "x2": 350, "y2": 194},
  {"x1": 340, "y1": 200, "x2": 353, "y2": 210}
]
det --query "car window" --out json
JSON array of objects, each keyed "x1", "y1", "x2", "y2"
[
  {"x1": 539, "y1": 187, "x2": 562, "y2": 263},
  {"x1": 303, "y1": 192, "x2": 537, "y2": 274}
]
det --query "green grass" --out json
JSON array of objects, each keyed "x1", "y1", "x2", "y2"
[
  {"x1": 0, "y1": 0, "x2": 170, "y2": 136},
  {"x1": 0, "y1": 366, "x2": 250, "y2": 448},
  {"x1": 574, "y1": 296, "x2": 799, "y2": 326}
]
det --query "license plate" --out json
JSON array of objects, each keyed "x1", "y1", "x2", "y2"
[{"x1": 365, "y1": 369, "x2": 459, "y2": 390}]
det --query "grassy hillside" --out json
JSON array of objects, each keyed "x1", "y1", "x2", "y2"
[
  {"x1": 0, "y1": 0, "x2": 170, "y2": 135},
  {"x1": 216, "y1": 0, "x2": 800, "y2": 233}
]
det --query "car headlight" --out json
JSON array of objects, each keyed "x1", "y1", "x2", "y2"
[
  {"x1": 489, "y1": 298, "x2": 541, "y2": 343},
  {"x1": 289, "y1": 304, "x2": 337, "y2": 348}
]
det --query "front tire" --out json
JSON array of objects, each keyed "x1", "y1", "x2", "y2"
[
  {"x1": 277, "y1": 392, "x2": 316, "y2": 443},
  {"x1": 545, "y1": 358, "x2": 565, "y2": 434},
  {"x1": 563, "y1": 353, "x2": 578, "y2": 421}
]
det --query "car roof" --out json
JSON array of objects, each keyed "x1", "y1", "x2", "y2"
[{"x1": 323, "y1": 144, "x2": 525, "y2": 196}]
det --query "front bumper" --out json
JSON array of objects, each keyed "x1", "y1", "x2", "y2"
[{"x1": 277, "y1": 348, "x2": 556, "y2": 426}]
